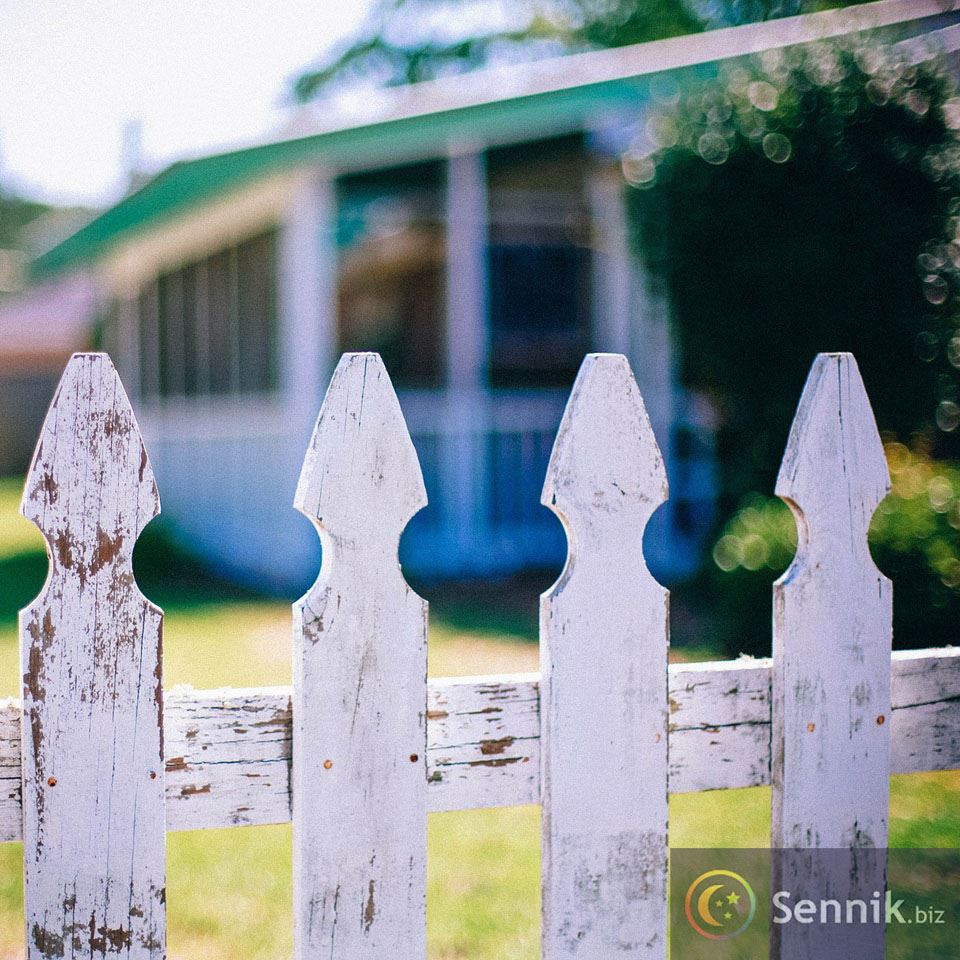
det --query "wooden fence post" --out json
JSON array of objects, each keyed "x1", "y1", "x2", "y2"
[
  {"x1": 541, "y1": 353, "x2": 669, "y2": 959},
  {"x1": 20, "y1": 353, "x2": 165, "y2": 959},
  {"x1": 292, "y1": 353, "x2": 428, "y2": 960},
  {"x1": 772, "y1": 352, "x2": 891, "y2": 958}
]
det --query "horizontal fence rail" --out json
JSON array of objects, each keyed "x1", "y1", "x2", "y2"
[{"x1": 0, "y1": 649, "x2": 955, "y2": 840}]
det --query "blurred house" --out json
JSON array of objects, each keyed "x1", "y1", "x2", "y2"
[{"x1": 9, "y1": 1, "x2": 959, "y2": 590}]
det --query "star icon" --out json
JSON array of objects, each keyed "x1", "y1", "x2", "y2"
[
  {"x1": 715, "y1": 899, "x2": 723, "y2": 909},
  {"x1": 724, "y1": 911, "x2": 733, "y2": 920},
  {"x1": 726, "y1": 891, "x2": 741, "y2": 906}
]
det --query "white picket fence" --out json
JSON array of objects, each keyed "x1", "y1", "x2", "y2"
[{"x1": 4, "y1": 349, "x2": 959, "y2": 959}]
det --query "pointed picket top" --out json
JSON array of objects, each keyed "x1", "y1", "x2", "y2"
[
  {"x1": 294, "y1": 352, "x2": 426, "y2": 573},
  {"x1": 542, "y1": 352, "x2": 667, "y2": 556},
  {"x1": 23, "y1": 351, "x2": 159, "y2": 560},
  {"x1": 540, "y1": 354, "x2": 669, "y2": 958},
  {"x1": 776, "y1": 352, "x2": 889, "y2": 556},
  {"x1": 20, "y1": 352, "x2": 165, "y2": 959}
]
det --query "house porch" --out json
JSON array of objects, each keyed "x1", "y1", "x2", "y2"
[{"x1": 101, "y1": 135, "x2": 713, "y2": 588}]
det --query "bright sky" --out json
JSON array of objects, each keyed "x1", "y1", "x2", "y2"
[{"x1": 0, "y1": 0, "x2": 372, "y2": 207}]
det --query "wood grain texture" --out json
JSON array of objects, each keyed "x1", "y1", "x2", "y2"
[
  {"x1": 292, "y1": 353, "x2": 428, "y2": 960},
  {"x1": 163, "y1": 686, "x2": 292, "y2": 831},
  {"x1": 0, "y1": 651, "x2": 954, "y2": 841},
  {"x1": 19, "y1": 353, "x2": 165, "y2": 959},
  {"x1": 773, "y1": 353, "x2": 892, "y2": 847},
  {"x1": 772, "y1": 353, "x2": 891, "y2": 959},
  {"x1": 111, "y1": 640, "x2": 960, "y2": 815},
  {"x1": 667, "y1": 659, "x2": 771, "y2": 794},
  {"x1": 540, "y1": 354, "x2": 669, "y2": 959},
  {"x1": 889, "y1": 648, "x2": 960, "y2": 775},
  {"x1": 5, "y1": 348, "x2": 959, "y2": 960},
  {"x1": 426, "y1": 674, "x2": 540, "y2": 810}
]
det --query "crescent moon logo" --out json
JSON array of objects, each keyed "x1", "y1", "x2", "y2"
[
  {"x1": 697, "y1": 884, "x2": 726, "y2": 927},
  {"x1": 684, "y1": 869, "x2": 756, "y2": 941}
]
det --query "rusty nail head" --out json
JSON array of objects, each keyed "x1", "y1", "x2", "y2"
[
  {"x1": 876, "y1": 715, "x2": 885, "y2": 725},
  {"x1": 807, "y1": 722, "x2": 816, "y2": 733},
  {"x1": 323, "y1": 759, "x2": 333, "y2": 770},
  {"x1": 409, "y1": 754, "x2": 419, "y2": 763},
  {"x1": 47, "y1": 777, "x2": 57, "y2": 787}
]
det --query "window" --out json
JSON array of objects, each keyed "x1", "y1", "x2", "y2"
[
  {"x1": 487, "y1": 135, "x2": 592, "y2": 388},
  {"x1": 136, "y1": 230, "x2": 278, "y2": 400},
  {"x1": 336, "y1": 161, "x2": 445, "y2": 389}
]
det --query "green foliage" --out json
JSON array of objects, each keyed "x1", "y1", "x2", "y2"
[
  {"x1": 290, "y1": 0, "x2": 861, "y2": 102},
  {"x1": 628, "y1": 40, "x2": 960, "y2": 512},
  {"x1": 709, "y1": 444, "x2": 960, "y2": 656}
]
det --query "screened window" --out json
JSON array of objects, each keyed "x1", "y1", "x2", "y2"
[
  {"x1": 487, "y1": 134, "x2": 592, "y2": 388},
  {"x1": 336, "y1": 161, "x2": 445, "y2": 389},
  {"x1": 136, "y1": 230, "x2": 278, "y2": 400}
]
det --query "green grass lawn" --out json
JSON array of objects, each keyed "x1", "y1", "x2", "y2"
[{"x1": 0, "y1": 477, "x2": 957, "y2": 958}]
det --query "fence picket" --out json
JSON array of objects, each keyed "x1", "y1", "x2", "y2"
[
  {"x1": 292, "y1": 352, "x2": 428, "y2": 960},
  {"x1": 772, "y1": 352, "x2": 891, "y2": 958},
  {"x1": 20, "y1": 353, "x2": 165, "y2": 959},
  {"x1": 540, "y1": 354, "x2": 669, "y2": 959}
]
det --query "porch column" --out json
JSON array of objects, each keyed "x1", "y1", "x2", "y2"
[
  {"x1": 102, "y1": 282, "x2": 141, "y2": 405},
  {"x1": 443, "y1": 146, "x2": 490, "y2": 571},
  {"x1": 116, "y1": 291, "x2": 141, "y2": 404},
  {"x1": 590, "y1": 164, "x2": 674, "y2": 456},
  {"x1": 589, "y1": 167, "x2": 632, "y2": 358},
  {"x1": 591, "y1": 162, "x2": 678, "y2": 573},
  {"x1": 279, "y1": 169, "x2": 338, "y2": 429},
  {"x1": 445, "y1": 147, "x2": 489, "y2": 390},
  {"x1": 628, "y1": 273, "x2": 674, "y2": 468},
  {"x1": 629, "y1": 218, "x2": 678, "y2": 576}
]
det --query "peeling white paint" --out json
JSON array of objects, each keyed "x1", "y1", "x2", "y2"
[{"x1": 541, "y1": 354, "x2": 669, "y2": 959}]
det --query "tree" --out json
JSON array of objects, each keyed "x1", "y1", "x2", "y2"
[
  {"x1": 291, "y1": 0, "x2": 862, "y2": 102},
  {"x1": 625, "y1": 38, "x2": 960, "y2": 655},
  {"x1": 627, "y1": 38, "x2": 960, "y2": 509}
]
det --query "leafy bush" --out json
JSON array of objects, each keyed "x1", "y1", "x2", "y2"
[{"x1": 710, "y1": 443, "x2": 960, "y2": 656}]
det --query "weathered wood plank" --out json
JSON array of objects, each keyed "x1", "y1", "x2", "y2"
[
  {"x1": 540, "y1": 354, "x2": 669, "y2": 958},
  {"x1": 163, "y1": 686, "x2": 292, "y2": 831},
  {"x1": 292, "y1": 353, "x2": 428, "y2": 960},
  {"x1": 0, "y1": 651, "x2": 954, "y2": 841},
  {"x1": 20, "y1": 353, "x2": 166, "y2": 959},
  {"x1": 890, "y1": 648, "x2": 960, "y2": 775},
  {"x1": 772, "y1": 353, "x2": 891, "y2": 959},
  {"x1": 0, "y1": 699, "x2": 21, "y2": 842},
  {"x1": 426, "y1": 674, "x2": 540, "y2": 811},
  {"x1": 668, "y1": 659, "x2": 772, "y2": 794}
]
